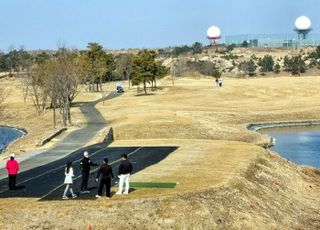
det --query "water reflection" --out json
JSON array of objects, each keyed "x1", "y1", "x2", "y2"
[
  {"x1": 260, "y1": 126, "x2": 320, "y2": 168},
  {"x1": 0, "y1": 126, "x2": 25, "y2": 153}
]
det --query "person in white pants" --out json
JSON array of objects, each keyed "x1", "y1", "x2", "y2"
[
  {"x1": 116, "y1": 154, "x2": 133, "y2": 195},
  {"x1": 117, "y1": 173, "x2": 130, "y2": 194}
]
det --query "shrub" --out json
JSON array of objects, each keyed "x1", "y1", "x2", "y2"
[
  {"x1": 283, "y1": 55, "x2": 306, "y2": 75},
  {"x1": 239, "y1": 60, "x2": 256, "y2": 76},
  {"x1": 258, "y1": 55, "x2": 274, "y2": 72},
  {"x1": 274, "y1": 63, "x2": 281, "y2": 74}
]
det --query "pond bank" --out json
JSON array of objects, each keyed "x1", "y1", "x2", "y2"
[
  {"x1": 0, "y1": 125, "x2": 26, "y2": 153},
  {"x1": 247, "y1": 120, "x2": 320, "y2": 132}
]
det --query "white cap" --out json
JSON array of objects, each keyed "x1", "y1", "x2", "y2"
[
  {"x1": 83, "y1": 151, "x2": 89, "y2": 158},
  {"x1": 10, "y1": 153, "x2": 15, "y2": 158}
]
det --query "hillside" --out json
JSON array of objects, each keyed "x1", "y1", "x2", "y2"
[{"x1": 161, "y1": 46, "x2": 320, "y2": 78}]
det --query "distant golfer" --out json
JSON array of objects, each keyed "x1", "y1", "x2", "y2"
[
  {"x1": 116, "y1": 154, "x2": 133, "y2": 195},
  {"x1": 62, "y1": 161, "x2": 77, "y2": 199},
  {"x1": 95, "y1": 158, "x2": 114, "y2": 198},
  {"x1": 80, "y1": 151, "x2": 98, "y2": 193},
  {"x1": 215, "y1": 78, "x2": 219, "y2": 87},
  {"x1": 6, "y1": 153, "x2": 19, "y2": 191}
]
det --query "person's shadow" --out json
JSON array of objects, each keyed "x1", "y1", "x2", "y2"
[{"x1": 14, "y1": 185, "x2": 26, "y2": 190}]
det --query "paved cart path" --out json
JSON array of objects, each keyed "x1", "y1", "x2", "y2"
[
  {"x1": 0, "y1": 92, "x2": 118, "y2": 180},
  {"x1": 0, "y1": 146, "x2": 177, "y2": 200},
  {"x1": 0, "y1": 91, "x2": 178, "y2": 199}
]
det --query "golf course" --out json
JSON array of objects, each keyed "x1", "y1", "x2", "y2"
[{"x1": 0, "y1": 75, "x2": 320, "y2": 229}]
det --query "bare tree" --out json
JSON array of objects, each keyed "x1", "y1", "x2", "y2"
[
  {"x1": 116, "y1": 53, "x2": 134, "y2": 88},
  {"x1": 22, "y1": 64, "x2": 49, "y2": 115},
  {"x1": 53, "y1": 49, "x2": 81, "y2": 126},
  {"x1": 22, "y1": 48, "x2": 83, "y2": 128},
  {"x1": 171, "y1": 59, "x2": 187, "y2": 86},
  {"x1": 41, "y1": 60, "x2": 59, "y2": 127}
]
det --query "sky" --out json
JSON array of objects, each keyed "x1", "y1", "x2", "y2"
[{"x1": 0, "y1": 0, "x2": 319, "y2": 51}]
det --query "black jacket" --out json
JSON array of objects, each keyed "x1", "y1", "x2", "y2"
[
  {"x1": 96, "y1": 164, "x2": 114, "y2": 180},
  {"x1": 80, "y1": 157, "x2": 97, "y2": 173},
  {"x1": 118, "y1": 160, "x2": 133, "y2": 175}
]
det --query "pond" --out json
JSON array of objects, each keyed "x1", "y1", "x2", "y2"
[
  {"x1": 260, "y1": 125, "x2": 320, "y2": 168},
  {"x1": 0, "y1": 126, "x2": 25, "y2": 153}
]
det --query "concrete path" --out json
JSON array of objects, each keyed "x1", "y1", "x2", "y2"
[{"x1": 0, "y1": 92, "x2": 118, "y2": 180}]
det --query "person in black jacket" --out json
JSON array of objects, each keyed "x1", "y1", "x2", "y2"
[
  {"x1": 116, "y1": 154, "x2": 133, "y2": 195},
  {"x1": 80, "y1": 151, "x2": 98, "y2": 193},
  {"x1": 95, "y1": 158, "x2": 114, "y2": 198}
]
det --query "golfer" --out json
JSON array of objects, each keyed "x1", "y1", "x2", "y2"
[
  {"x1": 80, "y1": 151, "x2": 97, "y2": 193},
  {"x1": 95, "y1": 158, "x2": 114, "y2": 198},
  {"x1": 6, "y1": 153, "x2": 19, "y2": 191},
  {"x1": 62, "y1": 161, "x2": 77, "y2": 199},
  {"x1": 116, "y1": 154, "x2": 133, "y2": 195}
]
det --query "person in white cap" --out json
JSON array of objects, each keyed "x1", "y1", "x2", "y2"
[
  {"x1": 6, "y1": 153, "x2": 19, "y2": 191},
  {"x1": 79, "y1": 151, "x2": 97, "y2": 193}
]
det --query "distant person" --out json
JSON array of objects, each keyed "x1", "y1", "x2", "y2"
[
  {"x1": 95, "y1": 158, "x2": 114, "y2": 198},
  {"x1": 6, "y1": 153, "x2": 19, "y2": 191},
  {"x1": 116, "y1": 154, "x2": 133, "y2": 195},
  {"x1": 218, "y1": 78, "x2": 223, "y2": 87},
  {"x1": 215, "y1": 78, "x2": 219, "y2": 87},
  {"x1": 62, "y1": 161, "x2": 77, "y2": 199},
  {"x1": 80, "y1": 151, "x2": 98, "y2": 193}
]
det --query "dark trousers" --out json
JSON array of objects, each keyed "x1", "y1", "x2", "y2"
[
  {"x1": 81, "y1": 172, "x2": 89, "y2": 191},
  {"x1": 98, "y1": 178, "x2": 111, "y2": 197},
  {"x1": 8, "y1": 174, "x2": 17, "y2": 190}
]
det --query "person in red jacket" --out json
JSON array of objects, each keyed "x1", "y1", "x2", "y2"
[{"x1": 6, "y1": 153, "x2": 19, "y2": 191}]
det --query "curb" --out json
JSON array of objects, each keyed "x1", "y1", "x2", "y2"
[{"x1": 247, "y1": 120, "x2": 320, "y2": 148}]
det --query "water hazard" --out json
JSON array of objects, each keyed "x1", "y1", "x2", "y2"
[
  {"x1": 0, "y1": 126, "x2": 25, "y2": 153},
  {"x1": 260, "y1": 126, "x2": 320, "y2": 168}
]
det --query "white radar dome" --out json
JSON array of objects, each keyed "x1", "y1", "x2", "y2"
[
  {"x1": 295, "y1": 16, "x2": 312, "y2": 30},
  {"x1": 207, "y1": 26, "x2": 221, "y2": 38}
]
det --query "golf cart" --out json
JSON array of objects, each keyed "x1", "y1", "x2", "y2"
[{"x1": 116, "y1": 83, "x2": 124, "y2": 93}]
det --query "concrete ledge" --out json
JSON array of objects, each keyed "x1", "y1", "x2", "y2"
[
  {"x1": 247, "y1": 120, "x2": 320, "y2": 132},
  {"x1": 247, "y1": 120, "x2": 320, "y2": 148},
  {"x1": 37, "y1": 127, "x2": 67, "y2": 147}
]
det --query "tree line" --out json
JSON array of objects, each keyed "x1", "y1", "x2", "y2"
[
  {"x1": 235, "y1": 46, "x2": 320, "y2": 76},
  {"x1": 0, "y1": 43, "x2": 168, "y2": 128},
  {"x1": 238, "y1": 54, "x2": 307, "y2": 76}
]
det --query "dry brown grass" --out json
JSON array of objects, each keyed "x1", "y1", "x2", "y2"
[
  {"x1": 0, "y1": 78, "x2": 102, "y2": 160},
  {"x1": 97, "y1": 76, "x2": 320, "y2": 144},
  {"x1": 0, "y1": 150, "x2": 319, "y2": 229},
  {"x1": 0, "y1": 78, "x2": 54, "y2": 156},
  {"x1": 1, "y1": 73, "x2": 320, "y2": 229},
  {"x1": 110, "y1": 139, "x2": 263, "y2": 197}
]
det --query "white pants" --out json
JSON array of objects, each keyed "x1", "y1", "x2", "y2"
[{"x1": 118, "y1": 174, "x2": 130, "y2": 194}]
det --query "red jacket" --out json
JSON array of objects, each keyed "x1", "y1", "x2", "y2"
[{"x1": 6, "y1": 159, "x2": 19, "y2": 175}]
